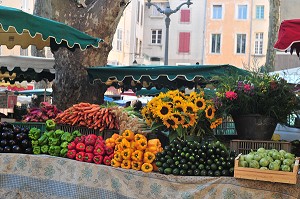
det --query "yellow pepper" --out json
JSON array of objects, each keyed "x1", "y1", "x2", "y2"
[
  {"x1": 147, "y1": 139, "x2": 161, "y2": 148},
  {"x1": 114, "y1": 144, "x2": 122, "y2": 152},
  {"x1": 105, "y1": 138, "x2": 116, "y2": 148},
  {"x1": 120, "y1": 138, "x2": 131, "y2": 150},
  {"x1": 143, "y1": 152, "x2": 155, "y2": 164},
  {"x1": 111, "y1": 133, "x2": 120, "y2": 140},
  {"x1": 122, "y1": 129, "x2": 135, "y2": 141},
  {"x1": 111, "y1": 159, "x2": 121, "y2": 168},
  {"x1": 134, "y1": 134, "x2": 147, "y2": 142},
  {"x1": 113, "y1": 151, "x2": 123, "y2": 162},
  {"x1": 115, "y1": 136, "x2": 124, "y2": 145},
  {"x1": 141, "y1": 163, "x2": 153, "y2": 173},
  {"x1": 131, "y1": 150, "x2": 143, "y2": 162},
  {"x1": 145, "y1": 146, "x2": 158, "y2": 154},
  {"x1": 131, "y1": 161, "x2": 142, "y2": 171},
  {"x1": 121, "y1": 159, "x2": 131, "y2": 169},
  {"x1": 135, "y1": 139, "x2": 147, "y2": 151},
  {"x1": 130, "y1": 141, "x2": 136, "y2": 150},
  {"x1": 121, "y1": 148, "x2": 132, "y2": 160}
]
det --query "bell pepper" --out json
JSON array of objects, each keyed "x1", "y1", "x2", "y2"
[
  {"x1": 29, "y1": 128, "x2": 41, "y2": 140},
  {"x1": 115, "y1": 136, "x2": 123, "y2": 145},
  {"x1": 67, "y1": 149, "x2": 77, "y2": 159},
  {"x1": 135, "y1": 139, "x2": 147, "y2": 151},
  {"x1": 121, "y1": 148, "x2": 132, "y2": 160},
  {"x1": 120, "y1": 138, "x2": 131, "y2": 150},
  {"x1": 44, "y1": 130, "x2": 54, "y2": 138},
  {"x1": 97, "y1": 136, "x2": 104, "y2": 141},
  {"x1": 73, "y1": 136, "x2": 84, "y2": 144},
  {"x1": 113, "y1": 151, "x2": 123, "y2": 162},
  {"x1": 68, "y1": 142, "x2": 76, "y2": 150},
  {"x1": 85, "y1": 134, "x2": 97, "y2": 146},
  {"x1": 54, "y1": 129, "x2": 64, "y2": 138},
  {"x1": 48, "y1": 146, "x2": 61, "y2": 156},
  {"x1": 72, "y1": 130, "x2": 82, "y2": 138},
  {"x1": 95, "y1": 140, "x2": 105, "y2": 147},
  {"x1": 76, "y1": 143, "x2": 85, "y2": 152},
  {"x1": 103, "y1": 155, "x2": 112, "y2": 166},
  {"x1": 143, "y1": 152, "x2": 155, "y2": 164},
  {"x1": 93, "y1": 155, "x2": 103, "y2": 164},
  {"x1": 148, "y1": 139, "x2": 161, "y2": 148},
  {"x1": 121, "y1": 159, "x2": 131, "y2": 169},
  {"x1": 76, "y1": 151, "x2": 85, "y2": 161},
  {"x1": 48, "y1": 137, "x2": 60, "y2": 146},
  {"x1": 131, "y1": 161, "x2": 142, "y2": 171},
  {"x1": 85, "y1": 145, "x2": 94, "y2": 153},
  {"x1": 131, "y1": 150, "x2": 143, "y2": 162},
  {"x1": 141, "y1": 163, "x2": 153, "y2": 173},
  {"x1": 105, "y1": 146, "x2": 114, "y2": 155},
  {"x1": 122, "y1": 130, "x2": 135, "y2": 141},
  {"x1": 45, "y1": 119, "x2": 56, "y2": 131},
  {"x1": 38, "y1": 134, "x2": 48, "y2": 146},
  {"x1": 60, "y1": 141, "x2": 69, "y2": 149},
  {"x1": 41, "y1": 145, "x2": 49, "y2": 154},
  {"x1": 31, "y1": 140, "x2": 39, "y2": 147},
  {"x1": 93, "y1": 145, "x2": 105, "y2": 156},
  {"x1": 33, "y1": 146, "x2": 41, "y2": 155},
  {"x1": 111, "y1": 159, "x2": 121, "y2": 167},
  {"x1": 130, "y1": 141, "x2": 136, "y2": 150},
  {"x1": 114, "y1": 144, "x2": 122, "y2": 152},
  {"x1": 134, "y1": 134, "x2": 146, "y2": 142},
  {"x1": 84, "y1": 152, "x2": 94, "y2": 163},
  {"x1": 61, "y1": 132, "x2": 73, "y2": 142},
  {"x1": 60, "y1": 148, "x2": 68, "y2": 157},
  {"x1": 105, "y1": 138, "x2": 116, "y2": 148}
]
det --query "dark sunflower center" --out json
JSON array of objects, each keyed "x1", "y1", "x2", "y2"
[
  {"x1": 207, "y1": 108, "x2": 213, "y2": 116},
  {"x1": 174, "y1": 114, "x2": 181, "y2": 121},
  {"x1": 196, "y1": 101, "x2": 203, "y2": 108},
  {"x1": 177, "y1": 107, "x2": 183, "y2": 112},
  {"x1": 187, "y1": 106, "x2": 193, "y2": 112},
  {"x1": 167, "y1": 119, "x2": 175, "y2": 125},
  {"x1": 160, "y1": 106, "x2": 169, "y2": 115}
]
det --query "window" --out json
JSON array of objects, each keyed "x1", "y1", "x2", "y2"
[
  {"x1": 255, "y1": 33, "x2": 263, "y2": 55},
  {"x1": 116, "y1": 29, "x2": 122, "y2": 51},
  {"x1": 211, "y1": 34, "x2": 221, "y2": 53},
  {"x1": 20, "y1": 48, "x2": 28, "y2": 56},
  {"x1": 180, "y1": 9, "x2": 190, "y2": 23},
  {"x1": 256, "y1": 5, "x2": 264, "y2": 19},
  {"x1": 236, "y1": 34, "x2": 246, "y2": 54},
  {"x1": 152, "y1": 3, "x2": 166, "y2": 16},
  {"x1": 141, "y1": 5, "x2": 143, "y2": 25},
  {"x1": 238, "y1": 5, "x2": 247, "y2": 19},
  {"x1": 178, "y1": 32, "x2": 190, "y2": 53},
  {"x1": 212, "y1": 5, "x2": 222, "y2": 19},
  {"x1": 137, "y1": 1, "x2": 140, "y2": 23},
  {"x1": 151, "y1": 29, "x2": 162, "y2": 44}
]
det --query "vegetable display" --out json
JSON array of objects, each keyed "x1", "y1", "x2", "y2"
[
  {"x1": 0, "y1": 122, "x2": 32, "y2": 154},
  {"x1": 55, "y1": 102, "x2": 119, "y2": 132},
  {"x1": 66, "y1": 133, "x2": 113, "y2": 165},
  {"x1": 155, "y1": 139, "x2": 235, "y2": 176},
  {"x1": 238, "y1": 148, "x2": 296, "y2": 172},
  {"x1": 23, "y1": 102, "x2": 62, "y2": 122},
  {"x1": 107, "y1": 130, "x2": 163, "y2": 173}
]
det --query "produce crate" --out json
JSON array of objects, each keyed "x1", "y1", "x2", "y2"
[
  {"x1": 230, "y1": 140, "x2": 291, "y2": 154},
  {"x1": 12, "y1": 122, "x2": 46, "y2": 132},
  {"x1": 234, "y1": 155, "x2": 299, "y2": 184}
]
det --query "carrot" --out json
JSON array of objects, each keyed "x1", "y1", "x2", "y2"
[{"x1": 72, "y1": 115, "x2": 80, "y2": 126}]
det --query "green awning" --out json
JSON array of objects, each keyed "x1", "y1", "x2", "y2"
[
  {"x1": 0, "y1": 5, "x2": 103, "y2": 51},
  {"x1": 87, "y1": 64, "x2": 249, "y2": 90}
]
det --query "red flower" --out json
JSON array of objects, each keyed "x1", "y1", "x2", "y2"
[{"x1": 225, "y1": 91, "x2": 238, "y2": 101}]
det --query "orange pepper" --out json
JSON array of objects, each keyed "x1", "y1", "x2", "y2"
[
  {"x1": 122, "y1": 130, "x2": 135, "y2": 141},
  {"x1": 141, "y1": 163, "x2": 153, "y2": 173},
  {"x1": 115, "y1": 136, "x2": 124, "y2": 145},
  {"x1": 131, "y1": 150, "x2": 143, "y2": 162},
  {"x1": 111, "y1": 159, "x2": 121, "y2": 168},
  {"x1": 147, "y1": 139, "x2": 161, "y2": 148},
  {"x1": 131, "y1": 161, "x2": 142, "y2": 171},
  {"x1": 113, "y1": 151, "x2": 123, "y2": 162},
  {"x1": 145, "y1": 146, "x2": 158, "y2": 154},
  {"x1": 121, "y1": 159, "x2": 131, "y2": 169},
  {"x1": 134, "y1": 134, "x2": 147, "y2": 142},
  {"x1": 143, "y1": 152, "x2": 155, "y2": 164},
  {"x1": 130, "y1": 141, "x2": 136, "y2": 150},
  {"x1": 121, "y1": 148, "x2": 132, "y2": 160},
  {"x1": 135, "y1": 139, "x2": 147, "y2": 151},
  {"x1": 111, "y1": 133, "x2": 120, "y2": 140},
  {"x1": 120, "y1": 138, "x2": 131, "y2": 150}
]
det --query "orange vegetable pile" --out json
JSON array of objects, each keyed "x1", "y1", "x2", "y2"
[
  {"x1": 106, "y1": 130, "x2": 163, "y2": 173},
  {"x1": 55, "y1": 102, "x2": 119, "y2": 132}
]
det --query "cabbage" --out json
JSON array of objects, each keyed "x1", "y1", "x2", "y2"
[
  {"x1": 238, "y1": 160, "x2": 248, "y2": 167},
  {"x1": 284, "y1": 153, "x2": 295, "y2": 160},
  {"x1": 274, "y1": 159, "x2": 281, "y2": 166},
  {"x1": 249, "y1": 160, "x2": 260, "y2": 169},
  {"x1": 272, "y1": 152, "x2": 281, "y2": 160},
  {"x1": 266, "y1": 156, "x2": 274, "y2": 163},
  {"x1": 281, "y1": 165, "x2": 291, "y2": 172},
  {"x1": 259, "y1": 157, "x2": 269, "y2": 167},
  {"x1": 260, "y1": 167, "x2": 268, "y2": 170},
  {"x1": 240, "y1": 155, "x2": 245, "y2": 161},
  {"x1": 257, "y1": 148, "x2": 266, "y2": 153},
  {"x1": 283, "y1": 159, "x2": 294, "y2": 166},
  {"x1": 269, "y1": 162, "x2": 280, "y2": 171},
  {"x1": 254, "y1": 153, "x2": 263, "y2": 162},
  {"x1": 245, "y1": 154, "x2": 254, "y2": 163},
  {"x1": 279, "y1": 150, "x2": 286, "y2": 156}
]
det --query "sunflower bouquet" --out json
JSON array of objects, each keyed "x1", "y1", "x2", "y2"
[{"x1": 141, "y1": 90, "x2": 223, "y2": 141}]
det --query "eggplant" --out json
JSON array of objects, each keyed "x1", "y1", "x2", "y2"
[
  {"x1": 12, "y1": 145, "x2": 22, "y2": 153},
  {"x1": 8, "y1": 139, "x2": 17, "y2": 146},
  {"x1": 13, "y1": 126, "x2": 21, "y2": 134},
  {"x1": 21, "y1": 139, "x2": 31, "y2": 148},
  {"x1": 16, "y1": 133, "x2": 27, "y2": 142},
  {"x1": 1, "y1": 132, "x2": 8, "y2": 139},
  {"x1": 6, "y1": 132, "x2": 14, "y2": 140},
  {"x1": 2, "y1": 122, "x2": 14, "y2": 129},
  {"x1": 24, "y1": 147, "x2": 33, "y2": 154},
  {"x1": 0, "y1": 139, "x2": 7, "y2": 147},
  {"x1": 0, "y1": 146, "x2": 3, "y2": 152},
  {"x1": 3, "y1": 146, "x2": 11, "y2": 153}
]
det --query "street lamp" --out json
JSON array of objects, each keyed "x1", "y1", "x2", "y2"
[{"x1": 146, "y1": 0, "x2": 193, "y2": 65}]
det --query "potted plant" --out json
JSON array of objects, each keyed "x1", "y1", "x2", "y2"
[
  {"x1": 141, "y1": 90, "x2": 223, "y2": 143},
  {"x1": 215, "y1": 73, "x2": 300, "y2": 140}
]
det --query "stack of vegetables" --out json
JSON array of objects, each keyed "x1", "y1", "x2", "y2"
[
  {"x1": 23, "y1": 102, "x2": 62, "y2": 122},
  {"x1": 55, "y1": 102, "x2": 119, "y2": 132},
  {"x1": 29, "y1": 120, "x2": 81, "y2": 157},
  {"x1": 107, "y1": 130, "x2": 163, "y2": 173},
  {"x1": 66, "y1": 134, "x2": 114, "y2": 165},
  {"x1": 0, "y1": 122, "x2": 32, "y2": 154}
]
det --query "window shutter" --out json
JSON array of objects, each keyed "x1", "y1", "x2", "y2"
[
  {"x1": 179, "y1": 32, "x2": 190, "y2": 53},
  {"x1": 180, "y1": 10, "x2": 190, "y2": 23}
]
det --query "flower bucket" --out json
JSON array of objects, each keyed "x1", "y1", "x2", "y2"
[{"x1": 232, "y1": 114, "x2": 277, "y2": 140}]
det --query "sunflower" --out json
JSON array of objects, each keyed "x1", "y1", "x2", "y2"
[
  {"x1": 155, "y1": 102, "x2": 172, "y2": 119},
  {"x1": 205, "y1": 105, "x2": 216, "y2": 120},
  {"x1": 173, "y1": 96, "x2": 184, "y2": 104},
  {"x1": 167, "y1": 90, "x2": 180, "y2": 97},
  {"x1": 162, "y1": 115, "x2": 179, "y2": 130},
  {"x1": 189, "y1": 91, "x2": 198, "y2": 100},
  {"x1": 145, "y1": 117, "x2": 153, "y2": 126},
  {"x1": 174, "y1": 103, "x2": 187, "y2": 113},
  {"x1": 182, "y1": 113, "x2": 197, "y2": 128},
  {"x1": 172, "y1": 111, "x2": 185, "y2": 125},
  {"x1": 185, "y1": 102, "x2": 198, "y2": 113},
  {"x1": 194, "y1": 97, "x2": 206, "y2": 110},
  {"x1": 210, "y1": 118, "x2": 223, "y2": 129}
]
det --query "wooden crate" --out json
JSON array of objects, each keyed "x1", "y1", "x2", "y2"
[{"x1": 234, "y1": 155, "x2": 299, "y2": 184}]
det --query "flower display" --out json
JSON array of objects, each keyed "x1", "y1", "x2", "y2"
[
  {"x1": 141, "y1": 90, "x2": 223, "y2": 141},
  {"x1": 215, "y1": 73, "x2": 300, "y2": 123}
]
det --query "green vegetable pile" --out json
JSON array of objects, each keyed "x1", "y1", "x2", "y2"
[
  {"x1": 238, "y1": 148, "x2": 296, "y2": 172},
  {"x1": 155, "y1": 139, "x2": 235, "y2": 176},
  {"x1": 29, "y1": 120, "x2": 82, "y2": 157}
]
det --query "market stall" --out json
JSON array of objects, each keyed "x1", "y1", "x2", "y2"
[{"x1": 0, "y1": 153, "x2": 298, "y2": 199}]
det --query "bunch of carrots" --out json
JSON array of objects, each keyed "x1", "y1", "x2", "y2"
[{"x1": 54, "y1": 102, "x2": 119, "y2": 132}]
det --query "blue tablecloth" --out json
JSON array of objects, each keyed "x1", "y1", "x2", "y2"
[{"x1": 0, "y1": 153, "x2": 299, "y2": 199}]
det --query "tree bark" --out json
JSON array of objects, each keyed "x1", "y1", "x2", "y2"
[
  {"x1": 265, "y1": 0, "x2": 280, "y2": 72},
  {"x1": 34, "y1": 0, "x2": 129, "y2": 110}
]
